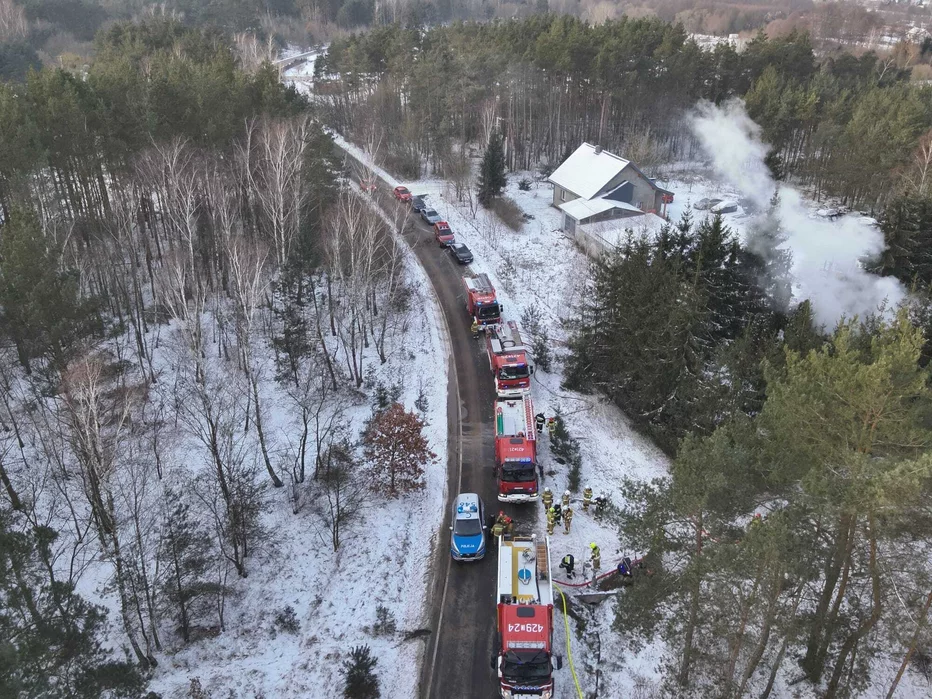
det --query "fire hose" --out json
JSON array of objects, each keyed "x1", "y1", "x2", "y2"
[{"x1": 556, "y1": 586, "x2": 584, "y2": 699}]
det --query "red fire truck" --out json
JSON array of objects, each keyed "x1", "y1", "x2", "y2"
[
  {"x1": 492, "y1": 535, "x2": 562, "y2": 698},
  {"x1": 494, "y1": 395, "x2": 538, "y2": 503},
  {"x1": 487, "y1": 321, "x2": 533, "y2": 397},
  {"x1": 463, "y1": 273, "x2": 502, "y2": 329}
]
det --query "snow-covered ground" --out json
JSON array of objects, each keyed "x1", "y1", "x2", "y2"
[{"x1": 146, "y1": 231, "x2": 449, "y2": 696}]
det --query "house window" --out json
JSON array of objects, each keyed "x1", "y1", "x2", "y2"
[{"x1": 561, "y1": 189, "x2": 569, "y2": 202}]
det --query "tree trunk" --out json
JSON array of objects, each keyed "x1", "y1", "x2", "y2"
[
  {"x1": 0, "y1": 453, "x2": 23, "y2": 511},
  {"x1": 679, "y1": 512, "x2": 703, "y2": 686},
  {"x1": 825, "y1": 514, "x2": 882, "y2": 699},
  {"x1": 886, "y1": 589, "x2": 932, "y2": 699},
  {"x1": 250, "y1": 375, "x2": 283, "y2": 487},
  {"x1": 802, "y1": 512, "x2": 853, "y2": 682}
]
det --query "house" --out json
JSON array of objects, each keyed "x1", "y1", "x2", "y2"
[{"x1": 548, "y1": 143, "x2": 673, "y2": 234}]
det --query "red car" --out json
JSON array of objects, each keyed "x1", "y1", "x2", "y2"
[
  {"x1": 434, "y1": 221, "x2": 455, "y2": 246},
  {"x1": 393, "y1": 185, "x2": 412, "y2": 202}
]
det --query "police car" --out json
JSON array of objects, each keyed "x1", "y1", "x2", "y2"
[{"x1": 450, "y1": 493, "x2": 487, "y2": 562}]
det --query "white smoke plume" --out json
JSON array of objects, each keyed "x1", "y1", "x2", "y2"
[{"x1": 690, "y1": 100, "x2": 905, "y2": 327}]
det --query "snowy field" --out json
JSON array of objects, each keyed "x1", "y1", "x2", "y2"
[{"x1": 145, "y1": 233, "x2": 449, "y2": 696}]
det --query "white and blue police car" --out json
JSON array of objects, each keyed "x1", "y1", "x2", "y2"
[{"x1": 450, "y1": 493, "x2": 487, "y2": 562}]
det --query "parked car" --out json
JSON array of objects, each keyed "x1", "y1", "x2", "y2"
[
  {"x1": 450, "y1": 493, "x2": 487, "y2": 561},
  {"x1": 693, "y1": 197, "x2": 723, "y2": 211},
  {"x1": 393, "y1": 185, "x2": 412, "y2": 202},
  {"x1": 711, "y1": 200, "x2": 738, "y2": 214},
  {"x1": 434, "y1": 221, "x2": 455, "y2": 246},
  {"x1": 410, "y1": 196, "x2": 427, "y2": 213},
  {"x1": 449, "y1": 242, "x2": 473, "y2": 264},
  {"x1": 359, "y1": 178, "x2": 377, "y2": 193},
  {"x1": 421, "y1": 208, "x2": 443, "y2": 225}
]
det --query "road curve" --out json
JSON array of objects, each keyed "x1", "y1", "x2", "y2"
[{"x1": 336, "y1": 148, "x2": 534, "y2": 699}]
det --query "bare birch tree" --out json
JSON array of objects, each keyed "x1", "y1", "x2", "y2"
[
  {"x1": 227, "y1": 236, "x2": 282, "y2": 487},
  {"x1": 242, "y1": 116, "x2": 313, "y2": 270},
  {"x1": 59, "y1": 351, "x2": 158, "y2": 669}
]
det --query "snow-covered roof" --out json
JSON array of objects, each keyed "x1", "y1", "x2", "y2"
[
  {"x1": 559, "y1": 197, "x2": 642, "y2": 221},
  {"x1": 579, "y1": 214, "x2": 669, "y2": 250},
  {"x1": 548, "y1": 143, "x2": 630, "y2": 200}
]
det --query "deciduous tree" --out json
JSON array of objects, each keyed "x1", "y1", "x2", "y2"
[{"x1": 363, "y1": 402, "x2": 434, "y2": 497}]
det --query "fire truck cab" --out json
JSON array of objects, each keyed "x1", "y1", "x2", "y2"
[
  {"x1": 463, "y1": 273, "x2": 502, "y2": 329},
  {"x1": 487, "y1": 321, "x2": 533, "y2": 397}
]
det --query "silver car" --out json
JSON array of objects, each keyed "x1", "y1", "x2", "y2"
[{"x1": 421, "y1": 208, "x2": 443, "y2": 225}]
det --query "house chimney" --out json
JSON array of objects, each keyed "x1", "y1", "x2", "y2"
[{"x1": 594, "y1": 145, "x2": 602, "y2": 155}]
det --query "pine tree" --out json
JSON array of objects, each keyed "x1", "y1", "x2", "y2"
[
  {"x1": 760, "y1": 314, "x2": 932, "y2": 690},
  {"x1": 0, "y1": 512, "x2": 144, "y2": 697},
  {"x1": 0, "y1": 206, "x2": 99, "y2": 374},
  {"x1": 477, "y1": 132, "x2": 506, "y2": 207},
  {"x1": 160, "y1": 494, "x2": 228, "y2": 644},
  {"x1": 342, "y1": 645, "x2": 380, "y2": 699},
  {"x1": 876, "y1": 195, "x2": 932, "y2": 286}
]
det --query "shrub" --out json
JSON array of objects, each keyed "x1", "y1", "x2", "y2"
[
  {"x1": 489, "y1": 197, "x2": 524, "y2": 231},
  {"x1": 371, "y1": 604, "x2": 397, "y2": 637},
  {"x1": 274, "y1": 605, "x2": 300, "y2": 634},
  {"x1": 518, "y1": 177, "x2": 532, "y2": 191}
]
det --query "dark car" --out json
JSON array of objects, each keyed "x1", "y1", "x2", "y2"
[
  {"x1": 410, "y1": 196, "x2": 427, "y2": 213},
  {"x1": 450, "y1": 243, "x2": 473, "y2": 264},
  {"x1": 421, "y1": 208, "x2": 443, "y2": 225}
]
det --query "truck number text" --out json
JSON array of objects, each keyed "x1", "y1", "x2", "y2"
[{"x1": 507, "y1": 623, "x2": 544, "y2": 633}]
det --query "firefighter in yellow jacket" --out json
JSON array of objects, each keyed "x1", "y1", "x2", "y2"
[
  {"x1": 546, "y1": 507, "x2": 556, "y2": 536},
  {"x1": 563, "y1": 506, "x2": 574, "y2": 534},
  {"x1": 541, "y1": 487, "x2": 553, "y2": 511},
  {"x1": 590, "y1": 542, "x2": 601, "y2": 573},
  {"x1": 582, "y1": 486, "x2": 593, "y2": 512}
]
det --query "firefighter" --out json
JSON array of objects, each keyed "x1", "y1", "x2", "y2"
[
  {"x1": 470, "y1": 319, "x2": 480, "y2": 337},
  {"x1": 535, "y1": 412, "x2": 546, "y2": 436},
  {"x1": 551, "y1": 503, "x2": 562, "y2": 526},
  {"x1": 559, "y1": 554, "x2": 576, "y2": 579},
  {"x1": 502, "y1": 513, "x2": 514, "y2": 535},
  {"x1": 547, "y1": 417, "x2": 557, "y2": 438},
  {"x1": 546, "y1": 508, "x2": 556, "y2": 536},
  {"x1": 541, "y1": 486, "x2": 553, "y2": 511},
  {"x1": 590, "y1": 543, "x2": 601, "y2": 573},
  {"x1": 582, "y1": 485, "x2": 593, "y2": 512},
  {"x1": 562, "y1": 490, "x2": 571, "y2": 509},
  {"x1": 563, "y1": 506, "x2": 574, "y2": 534},
  {"x1": 491, "y1": 518, "x2": 505, "y2": 538},
  {"x1": 593, "y1": 494, "x2": 608, "y2": 515}
]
